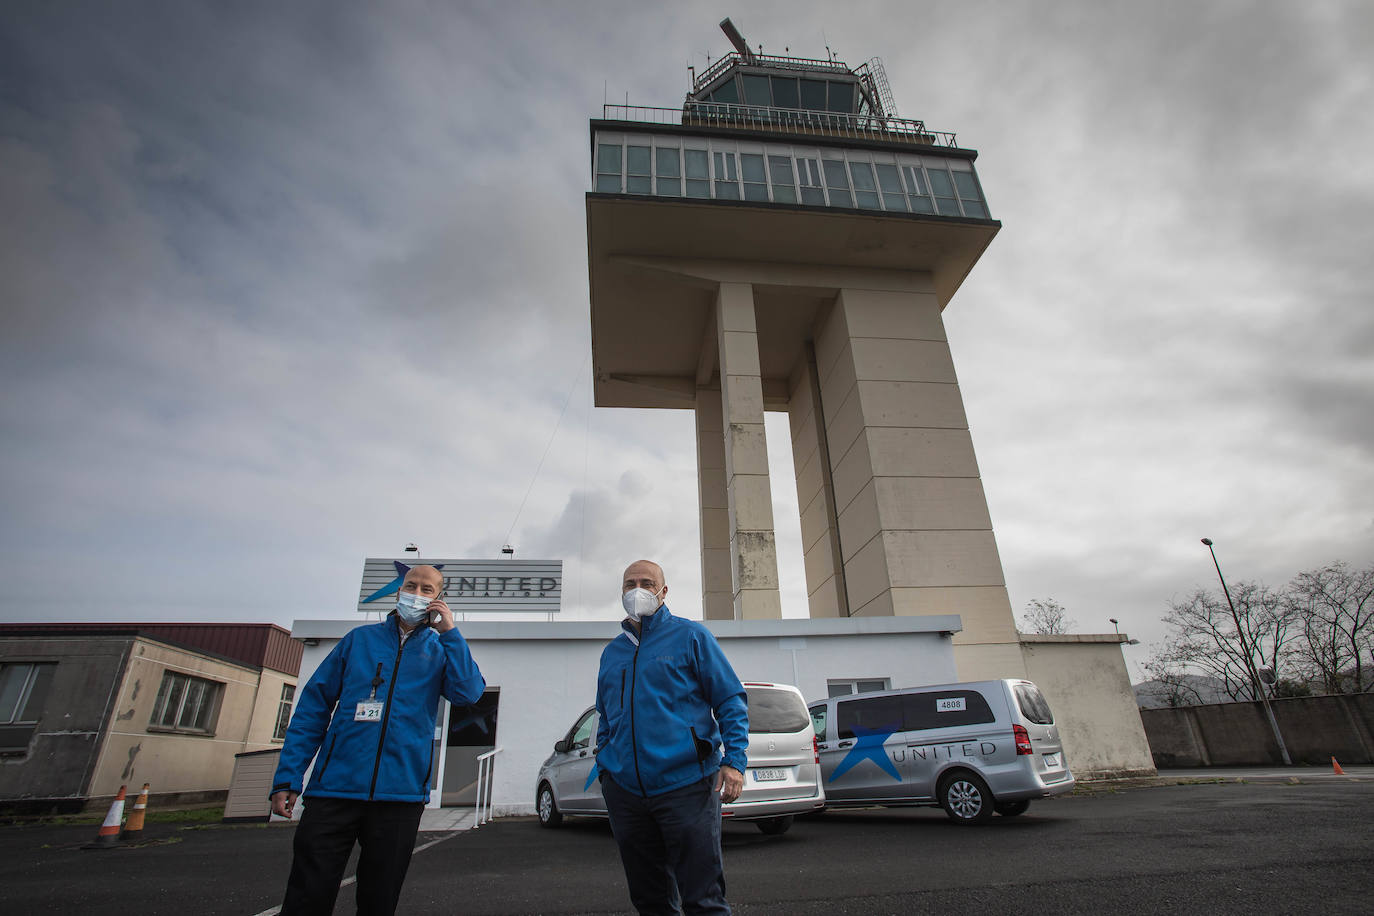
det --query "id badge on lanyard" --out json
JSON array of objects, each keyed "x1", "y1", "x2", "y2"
[{"x1": 355, "y1": 662, "x2": 387, "y2": 722}]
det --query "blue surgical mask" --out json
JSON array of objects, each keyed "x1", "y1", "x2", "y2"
[{"x1": 395, "y1": 591, "x2": 432, "y2": 625}]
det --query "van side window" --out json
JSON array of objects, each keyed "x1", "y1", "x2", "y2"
[
  {"x1": 1014, "y1": 684, "x2": 1054, "y2": 725},
  {"x1": 809, "y1": 706, "x2": 827, "y2": 742},
  {"x1": 569, "y1": 709, "x2": 597, "y2": 749},
  {"x1": 902, "y1": 690, "x2": 996, "y2": 730},
  {"x1": 836, "y1": 695, "x2": 902, "y2": 739}
]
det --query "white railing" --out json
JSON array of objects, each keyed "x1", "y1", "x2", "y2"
[{"x1": 473, "y1": 747, "x2": 502, "y2": 827}]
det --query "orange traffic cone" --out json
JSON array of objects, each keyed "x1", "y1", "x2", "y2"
[
  {"x1": 83, "y1": 785, "x2": 127, "y2": 850},
  {"x1": 121, "y1": 783, "x2": 150, "y2": 841},
  {"x1": 1332, "y1": 757, "x2": 1346, "y2": 775}
]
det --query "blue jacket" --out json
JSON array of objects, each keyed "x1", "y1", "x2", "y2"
[
  {"x1": 272, "y1": 616, "x2": 485, "y2": 803},
  {"x1": 595, "y1": 605, "x2": 748, "y2": 796}
]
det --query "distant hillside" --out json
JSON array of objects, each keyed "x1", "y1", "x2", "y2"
[{"x1": 1133, "y1": 674, "x2": 1233, "y2": 708}]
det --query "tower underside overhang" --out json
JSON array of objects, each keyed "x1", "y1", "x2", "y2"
[{"x1": 587, "y1": 193, "x2": 1000, "y2": 409}]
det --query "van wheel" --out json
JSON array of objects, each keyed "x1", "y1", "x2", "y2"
[
  {"x1": 938, "y1": 772, "x2": 994, "y2": 825},
  {"x1": 755, "y1": 815, "x2": 793, "y2": 836},
  {"x1": 537, "y1": 783, "x2": 563, "y2": 828},
  {"x1": 995, "y1": 800, "x2": 1030, "y2": 817}
]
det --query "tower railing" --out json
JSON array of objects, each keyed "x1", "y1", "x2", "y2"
[
  {"x1": 600, "y1": 103, "x2": 958, "y2": 148},
  {"x1": 693, "y1": 51, "x2": 852, "y2": 91}
]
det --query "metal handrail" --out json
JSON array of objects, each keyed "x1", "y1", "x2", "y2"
[
  {"x1": 694, "y1": 51, "x2": 851, "y2": 90},
  {"x1": 600, "y1": 103, "x2": 958, "y2": 148},
  {"x1": 473, "y1": 746, "x2": 502, "y2": 827}
]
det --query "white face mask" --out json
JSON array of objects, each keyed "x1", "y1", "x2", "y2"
[
  {"x1": 395, "y1": 590, "x2": 433, "y2": 625},
  {"x1": 621, "y1": 586, "x2": 663, "y2": 619}
]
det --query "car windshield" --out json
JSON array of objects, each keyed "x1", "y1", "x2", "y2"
[{"x1": 746, "y1": 686, "x2": 810, "y2": 733}]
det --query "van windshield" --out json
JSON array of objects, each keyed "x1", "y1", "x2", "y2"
[
  {"x1": 1014, "y1": 684, "x2": 1054, "y2": 725},
  {"x1": 746, "y1": 687, "x2": 810, "y2": 733}
]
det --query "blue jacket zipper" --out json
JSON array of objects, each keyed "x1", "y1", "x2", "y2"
[
  {"x1": 368, "y1": 625, "x2": 407, "y2": 799},
  {"x1": 629, "y1": 625, "x2": 645, "y2": 796}
]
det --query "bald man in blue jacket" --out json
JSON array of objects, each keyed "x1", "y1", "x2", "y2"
[{"x1": 595, "y1": 559, "x2": 749, "y2": 915}]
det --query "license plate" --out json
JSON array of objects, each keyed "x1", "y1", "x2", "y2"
[
  {"x1": 751, "y1": 768, "x2": 787, "y2": 782},
  {"x1": 1042, "y1": 752, "x2": 1061, "y2": 768}
]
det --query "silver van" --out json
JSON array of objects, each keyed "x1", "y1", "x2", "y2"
[
  {"x1": 807, "y1": 679, "x2": 1074, "y2": 824},
  {"x1": 536, "y1": 682, "x2": 824, "y2": 835}
]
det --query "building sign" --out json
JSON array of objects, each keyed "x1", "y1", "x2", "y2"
[{"x1": 357, "y1": 558, "x2": 562, "y2": 614}]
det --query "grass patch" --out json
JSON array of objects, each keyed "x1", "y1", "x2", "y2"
[{"x1": 2, "y1": 805, "x2": 225, "y2": 828}]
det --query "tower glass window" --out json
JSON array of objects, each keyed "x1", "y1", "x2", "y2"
[
  {"x1": 822, "y1": 159, "x2": 852, "y2": 208},
  {"x1": 876, "y1": 163, "x2": 907, "y2": 211},
  {"x1": 771, "y1": 76, "x2": 799, "y2": 109},
  {"x1": 903, "y1": 164, "x2": 935, "y2": 213},
  {"x1": 626, "y1": 146, "x2": 652, "y2": 194},
  {"x1": 799, "y1": 79, "x2": 827, "y2": 110},
  {"x1": 713, "y1": 151, "x2": 740, "y2": 199},
  {"x1": 827, "y1": 81, "x2": 856, "y2": 113},
  {"x1": 741, "y1": 74, "x2": 771, "y2": 106},
  {"x1": 655, "y1": 146, "x2": 681, "y2": 196},
  {"x1": 741, "y1": 153, "x2": 769, "y2": 201},
  {"x1": 953, "y1": 170, "x2": 988, "y2": 218},
  {"x1": 684, "y1": 148, "x2": 710, "y2": 198},
  {"x1": 849, "y1": 161, "x2": 881, "y2": 209},
  {"x1": 926, "y1": 166, "x2": 961, "y2": 216},
  {"x1": 798, "y1": 157, "x2": 825, "y2": 205},
  {"x1": 768, "y1": 155, "x2": 797, "y2": 204},
  {"x1": 711, "y1": 78, "x2": 739, "y2": 104},
  {"x1": 596, "y1": 144, "x2": 621, "y2": 193}
]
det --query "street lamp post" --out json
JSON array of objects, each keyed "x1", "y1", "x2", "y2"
[
  {"x1": 1200, "y1": 538, "x2": 1292, "y2": 765},
  {"x1": 1109, "y1": 618, "x2": 1120, "y2": 635}
]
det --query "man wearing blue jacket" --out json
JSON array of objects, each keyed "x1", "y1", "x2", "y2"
[
  {"x1": 596, "y1": 559, "x2": 749, "y2": 915},
  {"x1": 270, "y1": 564, "x2": 485, "y2": 915}
]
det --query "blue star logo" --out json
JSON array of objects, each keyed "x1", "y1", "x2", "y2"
[
  {"x1": 362, "y1": 560, "x2": 445, "y2": 603},
  {"x1": 830, "y1": 727, "x2": 901, "y2": 782},
  {"x1": 584, "y1": 762, "x2": 599, "y2": 791}
]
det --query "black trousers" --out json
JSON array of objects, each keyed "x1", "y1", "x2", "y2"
[
  {"x1": 601, "y1": 773, "x2": 730, "y2": 916},
  {"x1": 280, "y1": 796, "x2": 426, "y2": 916}
]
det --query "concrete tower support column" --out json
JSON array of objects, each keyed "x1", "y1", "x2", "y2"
[
  {"x1": 716, "y1": 282, "x2": 782, "y2": 620},
  {"x1": 694, "y1": 385, "x2": 734, "y2": 621},
  {"x1": 814, "y1": 286, "x2": 1023, "y2": 674},
  {"x1": 788, "y1": 351, "x2": 846, "y2": 618}
]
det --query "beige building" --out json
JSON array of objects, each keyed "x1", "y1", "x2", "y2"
[
  {"x1": 585, "y1": 22, "x2": 1153, "y2": 777},
  {"x1": 0, "y1": 623, "x2": 300, "y2": 813}
]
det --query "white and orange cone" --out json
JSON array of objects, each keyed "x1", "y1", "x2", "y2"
[
  {"x1": 1332, "y1": 757, "x2": 1346, "y2": 775},
  {"x1": 121, "y1": 783, "x2": 150, "y2": 841},
  {"x1": 83, "y1": 785, "x2": 127, "y2": 850}
]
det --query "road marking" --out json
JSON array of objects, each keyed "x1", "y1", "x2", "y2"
[{"x1": 248, "y1": 831, "x2": 462, "y2": 916}]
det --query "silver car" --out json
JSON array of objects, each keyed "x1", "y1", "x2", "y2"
[
  {"x1": 807, "y1": 679, "x2": 1074, "y2": 824},
  {"x1": 535, "y1": 682, "x2": 824, "y2": 835}
]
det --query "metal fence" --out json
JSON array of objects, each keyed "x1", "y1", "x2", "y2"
[{"x1": 601, "y1": 104, "x2": 958, "y2": 149}]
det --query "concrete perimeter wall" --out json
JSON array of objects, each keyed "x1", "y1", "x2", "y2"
[{"x1": 1140, "y1": 694, "x2": 1374, "y2": 767}]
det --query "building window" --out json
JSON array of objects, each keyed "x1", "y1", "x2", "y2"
[
  {"x1": 740, "y1": 153, "x2": 769, "y2": 201},
  {"x1": 848, "y1": 161, "x2": 881, "y2": 209},
  {"x1": 273, "y1": 683, "x2": 296, "y2": 742},
  {"x1": 1, "y1": 662, "x2": 56, "y2": 754},
  {"x1": 625, "y1": 146, "x2": 651, "y2": 194},
  {"x1": 595, "y1": 144, "x2": 621, "y2": 193},
  {"x1": 821, "y1": 159, "x2": 852, "y2": 208},
  {"x1": 149, "y1": 671, "x2": 222, "y2": 735},
  {"x1": 925, "y1": 166, "x2": 962, "y2": 216},
  {"x1": 952, "y1": 169, "x2": 989, "y2": 218},
  {"x1": 768, "y1": 155, "x2": 797, "y2": 204},
  {"x1": 827, "y1": 678, "x2": 890, "y2": 697},
  {"x1": 684, "y1": 149, "x2": 710, "y2": 198},
  {"x1": 902, "y1": 164, "x2": 935, "y2": 214},
  {"x1": 797, "y1": 158, "x2": 825, "y2": 205},
  {"x1": 875, "y1": 163, "x2": 907, "y2": 211},
  {"x1": 655, "y1": 146, "x2": 681, "y2": 197},
  {"x1": 713, "y1": 151, "x2": 740, "y2": 199}
]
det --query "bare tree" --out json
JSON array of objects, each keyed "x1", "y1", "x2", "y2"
[
  {"x1": 1019, "y1": 598, "x2": 1076, "y2": 635},
  {"x1": 1155, "y1": 582, "x2": 1298, "y2": 702},
  {"x1": 1140, "y1": 647, "x2": 1212, "y2": 707},
  {"x1": 1287, "y1": 561, "x2": 1374, "y2": 693}
]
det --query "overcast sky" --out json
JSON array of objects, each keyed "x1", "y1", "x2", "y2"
[{"x1": 2, "y1": 1, "x2": 1371, "y2": 679}]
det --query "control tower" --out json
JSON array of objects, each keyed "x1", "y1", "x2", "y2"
[{"x1": 587, "y1": 20, "x2": 1023, "y2": 678}]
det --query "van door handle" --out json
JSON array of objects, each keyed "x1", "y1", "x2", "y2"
[
  {"x1": 578, "y1": 750, "x2": 587, "y2": 757},
  {"x1": 837, "y1": 741, "x2": 853, "y2": 748}
]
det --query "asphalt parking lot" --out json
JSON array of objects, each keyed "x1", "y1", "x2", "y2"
[{"x1": 3, "y1": 778, "x2": 1372, "y2": 914}]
